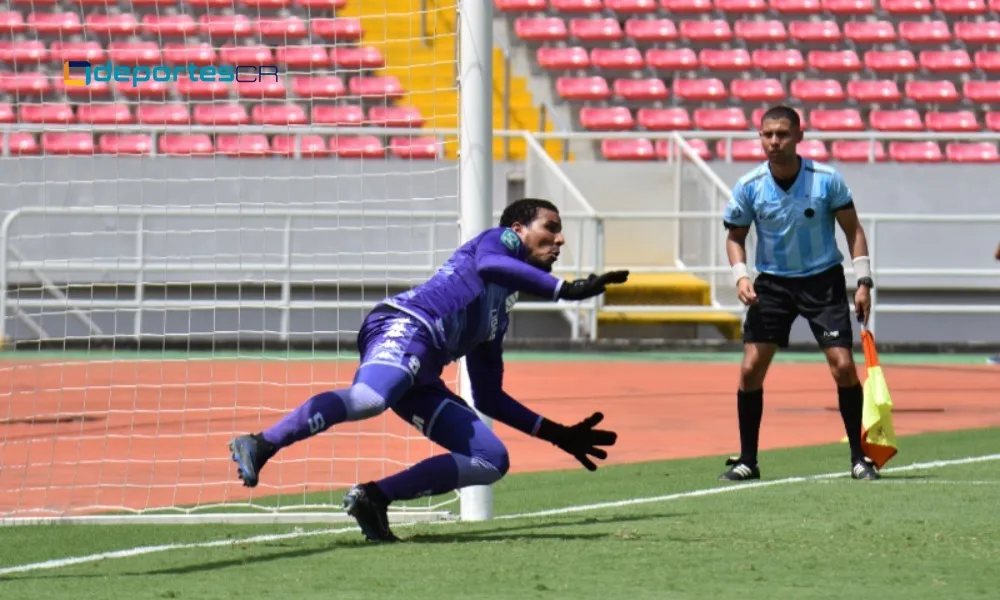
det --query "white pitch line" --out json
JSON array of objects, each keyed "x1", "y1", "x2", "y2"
[{"x1": 1, "y1": 452, "x2": 999, "y2": 577}]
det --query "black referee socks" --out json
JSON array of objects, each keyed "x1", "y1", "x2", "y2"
[
  {"x1": 737, "y1": 388, "x2": 764, "y2": 465},
  {"x1": 838, "y1": 383, "x2": 865, "y2": 463}
]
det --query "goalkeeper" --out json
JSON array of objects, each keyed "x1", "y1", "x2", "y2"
[{"x1": 228, "y1": 198, "x2": 628, "y2": 542}]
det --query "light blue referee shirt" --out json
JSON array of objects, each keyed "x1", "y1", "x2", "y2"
[{"x1": 723, "y1": 157, "x2": 854, "y2": 278}]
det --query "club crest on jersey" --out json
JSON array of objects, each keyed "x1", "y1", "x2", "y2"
[{"x1": 501, "y1": 229, "x2": 520, "y2": 252}]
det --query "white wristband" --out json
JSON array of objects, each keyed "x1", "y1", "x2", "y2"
[
  {"x1": 732, "y1": 262, "x2": 750, "y2": 285},
  {"x1": 853, "y1": 256, "x2": 871, "y2": 280}
]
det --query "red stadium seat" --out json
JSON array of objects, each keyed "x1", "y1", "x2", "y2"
[
  {"x1": 869, "y1": 109, "x2": 923, "y2": 131},
  {"x1": 601, "y1": 139, "x2": 656, "y2": 161},
  {"x1": 637, "y1": 107, "x2": 692, "y2": 130},
  {"x1": 193, "y1": 104, "x2": 249, "y2": 125},
  {"x1": 85, "y1": 13, "x2": 138, "y2": 36},
  {"x1": 716, "y1": 139, "x2": 766, "y2": 162},
  {"x1": 52, "y1": 77, "x2": 110, "y2": 99},
  {"x1": 99, "y1": 135, "x2": 152, "y2": 155},
  {"x1": 880, "y1": 0, "x2": 933, "y2": 14},
  {"x1": 810, "y1": 109, "x2": 864, "y2": 131},
  {"x1": 292, "y1": 76, "x2": 346, "y2": 98},
  {"x1": 864, "y1": 50, "x2": 917, "y2": 73},
  {"x1": 788, "y1": 21, "x2": 841, "y2": 43},
  {"x1": 625, "y1": 19, "x2": 678, "y2": 42},
  {"x1": 251, "y1": 104, "x2": 308, "y2": 125},
  {"x1": 699, "y1": 48, "x2": 751, "y2": 71},
  {"x1": 136, "y1": 104, "x2": 190, "y2": 125},
  {"x1": 926, "y1": 111, "x2": 980, "y2": 132},
  {"x1": 3, "y1": 133, "x2": 39, "y2": 155},
  {"x1": 330, "y1": 46, "x2": 385, "y2": 70},
  {"x1": 770, "y1": 0, "x2": 822, "y2": 13},
  {"x1": 661, "y1": 0, "x2": 714, "y2": 12},
  {"x1": 591, "y1": 48, "x2": 644, "y2": 70},
  {"x1": 808, "y1": 50, "x2": 861, "y2": 73},
  {"x1": 556, "y1": 76, "x2": 611, "y2": 101},
  {"x1": 141, "y1": 15, "x2": 197, "y2": 38},
  {"x1": 77, "y1": 104, "x2": 133, "y2": 125},
  {"x1": 847, "y1": 79, "x2": 901, "y2": 102},
  {"x1": 919, "y1": 50, "x2": 973, "y2": 73},
  {"x1": 389, "y1": 137, "x2": 441, "y2": 160},
  {"x1": 276, "y1": 45, "x2": 329, "y2": 68},
  {"x1": 646, "y1": 48, "x2": 698, "y2": 70},
  {"x1": 312, "y1": 105, "x2": 364, "y2": 125},
  {"x1": 551, "y1": 0, "x2": 603, "y2": 11},
  {"x1": 889, "y1": 141, "x2": 943, "y2": 163},
  {"x1": 569, "y1": 19, "x2": 624, "y2": 42},
  {"x1": 108, "y1": 42, "x2": 162, "y2": 66},
  {"x1": 673, "y1": 78, "x2": 727, "y2": 101},
  {"x1": 198, "y1": 14, "x2": 252, "y2": 38},
  {"x1": 19, "y1": 103, "x2": 74, "y2": 124},
  {"x1": 905, "y1": 80, "x2": 960, "y2": 103},
  {"x1": 0, "y1": 71, "x2": 49, "y2": 95},
  {"x1": 987, "y1": 112, "x2": 1000, "y2": 131},
  {"x1": 330, "y1": 136, "x2": 386, "y2": 159},
  {"x1": 159, "y1": 134, "x2": 214, "y2": 156},
  {"x1": 734, "y1": 20, "x2": 787, "y2": 43},
  {"x1": 899, "y1": 21, "x2": 951, "y2": 44},
  {"x1": 680, "y1": 20, "x2": 732, "y2": 42},
  {"x1": 613, "y1": 78, "x2": 669, "y2": 101},
  {"x1": 843, "y1": 21, "x2": 896, "y2": 43},
  {"x1": 162, "y1": 43, "x2": 216, "y2": 66},
  {"x1": 797, "y1": 140, "x2": 829, "y2": 161},
  {"x1": 579, "y1": 106, "x2": 635, "y2": 131},
  {"x1": 271, "y1": 135, "x2": 330, "y2": 158},
  {"x1": 514, "y1": 18, "x2": 568, "y2": 42},
  {"x1": 41, "y1": 133, "x2": 94, "y2": 155},
  {"x1": 821, "y1": 0, "x2": 874, "y2": 14},
  {"x1": 0, "y1": 103, "x2": 13, "y2": 123},
  {"x1": 220, "y1": 44, "x2": 273, "y2": 65},
  {"x1": 693, "y1": 107, "x2": 748, "y2": 130},
  {"x1": 348, "y1": 76, "x2": 404, "y2": 99},
  {"x1": 49, "y1": 41, "x2": 105, "y2": 63},
  {"x1": 716, "y1": 0, "x2": 769, "y2": 12},
  {"x1": 935, "y1": 0, "x2": 987, "y2": 13},
  {"x1": 244, "y1": 0, "x2": 293, "y2": 7},
  {"x1": 175, "y1": 76, "x2": 230, "y2": 100},
  {"x1": 656, "y1": 138, "x2": 711, "y2": 160},
  {"x1": 368, "y1": 106, "x2": 426, "y2": 128},
  {"x1": 0, "y1": 12, "x2": 27, "y2": 34},
  {"x1": 216, "y1": 135, "x2": 271, "y2": 157},
  {"x1": 255, "y1": 17, "x2": 308, "y2": 40},
  {"x1": 945, "y1": 143, "x2": 999, "y2": 163},
  {"x1": 27, "y1": 12, "x2": 83, "y2": 36},
  {"x1": 963, "y1": 81, "x2": 1000, "y2": 103},
  {"x1": 294, "y1": 0, "x2": 348, "y2": 8},
  {"x1": 955, "y1": 22, "x2": 1000, "y2": 44},
  {"x1": 605, "y1": 0, "x2": 659, "y2": 13},
  {"x1": 310, "y1": 18, "x2": 363, "y2": 41},
  {"x1": 537, "y1": 47, "x2": 590, "y2": 70},
  {"x1": 0, "y1": 40, "x2": 46, "y2": 64},
  {"x1": 752, "y1": 49, "x2": 804, "y2": 72},
  {"x1": 973, "y1": 51, "x2": 1000, "y2": 73},
  {"x1": 188, "y1": 0, "x2": 233, "y2": 7},
  {"x1": 494, "y1": 0, "x2": 548, "y2": 10},
  {"x1": 791, "y1": 79, "x2": 845, "y2": 102},
  {"x1": 831, "y1": 140, "x2": 886, "y2": 162},
  {"x1": 731, "y1": 78, "x2": 785, "y2": 102}
]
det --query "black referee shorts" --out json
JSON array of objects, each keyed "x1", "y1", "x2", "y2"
[{"x1": 742, "y1": 264, "x2": 853, "y2": 350}]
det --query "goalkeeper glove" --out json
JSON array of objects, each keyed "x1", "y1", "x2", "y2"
[
  {"x1": 558, "y1": 271, "x2": 630, "y2": 301},
  {"x1": 537, "y1": 412, "x2": 618, "y2": 471}
]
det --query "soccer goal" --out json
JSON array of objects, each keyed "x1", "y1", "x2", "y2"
[{"x1": 0, "y1": 0, "x2": 495, "y2": 525}]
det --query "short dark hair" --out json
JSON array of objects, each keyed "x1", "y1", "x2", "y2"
[
  {"x1": 759, "y1": 105, "x2": 801, "y2": 130},
  {"x1": 499, "y1": 198, "x2": 559, "y2": 228}
]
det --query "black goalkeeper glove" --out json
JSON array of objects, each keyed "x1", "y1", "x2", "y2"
[
  {"x1": 558, "y1": 270, "x2": 630, "y2": 301},
  {"x1": 537, "y1": 412, "x2": 618, "y2": 471}
]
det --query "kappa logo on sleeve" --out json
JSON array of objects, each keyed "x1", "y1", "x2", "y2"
[{"x1": 500, "y1": 229, "x2": 521, "y2": 252}]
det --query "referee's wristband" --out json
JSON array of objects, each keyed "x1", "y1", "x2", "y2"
[{"x1": 731, "y1": 262, "x2": 750, "y2": 285}]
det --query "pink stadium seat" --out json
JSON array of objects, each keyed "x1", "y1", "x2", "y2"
[
  {"x1": 136, "y1": 104, "x2": 190, "y2": 125},
  {"x1": 579, "y1": 106, "x2": 635, "y2": 131},
  {"x1": 613, "y1": 78, "x2": 669, "y2": 101},
  {"x1": 141, "y1": 15, "x2": 197, "y2": 38},
  {"x1": 673, "y1": 78, "x2": 727, "y2": 101},
  {"x1": 605, "y1": 0, "x2": 659, "y2": 12},
  {"x1": 899, "y1": 21, "x2": 951, "y2": 44},
  {"x1": 386, "y1": 137, "x2": 439, "y2": 160},
  {"x1": 53, "y1": 77, "x2": 110, "y2": 99},
  {"x1": 158, "y1": 134, "x2": 214, "y2": 156},
  {"x1": 77, "y1": 104, "x2": 133, "y2": 125},
  {"x1": 808, "y1": 50, "x2": 861, "y2": 73},
  {"x1": 220, "y1": 44, "x2": 273, "y2": 65},
  {"x1": 514, "y1": 18, "x2": 568, "y2": 42},
  {"x1": 99, "y1": 135, "x2": 152, "y2": 155},
  {"x1": 271, "y1": 135, "x2": 330, "y2": 158},
  {"x1": 919, "y1": 50, "x2": 973, "y2": 73},
  {"x1": 19, "y1": 103, "x2": 74, "y2": 124},
  {"x1": 735, "y1": 20, "x2": 787, "y2": 43},
  {"x1": 905, "y1": 80, "x2": 960, "y2": 103},
  {"x1": 716, "y1": 0, "x2": 769, "y2": 12},
  {"x1": 556, "y1": 76, "x2": 611, "y2": 101},
  {"x1": 656, "y1": 138, "x2": 711, "y2": 160},
  {"x1": 276, "y1": 45, "x2": 329, "y2": 68},
  {"x1": 3, "y1": 133, "x2": 39, "y2": 155},
  {"x1": 251, "y1": 104, "x2": 308, "y2": 126},
  {"x1": 986, "y1": 112, "x2": 1000, "y2": 131},
  {"x1": 49, "y1": 41, "x2": 105, "y2": 63},
  {"x1": 0, "y1": 103, "x2": 12, "y2": 123},
  {"x1": 843, "y1": 21, "x2": 896, "y2": 43},
  {"x1": 963, "y1": 81, "x2": 1000, "y2": 103},
  {"x1": 810, "y1": 109, "x2": 864, "y2": 131},
  {"x1": 693, "y1": 107, "x2": 748, "y2": 130},
  {"x1": 955, "y1": 22, "x2": 1000, "y2": 44},
  {"x1": 41, "y1": 133, "x2": 94, "y2": 155},
  {"x1": 926, "y1": 111, "x2": 980, "y2": 132},
  {"x1": 312, "y1": 105, "x2": 364, "y2": 125},
  {"x1": 717, "y1": 139, "x2": 766, "y2": 162},
  {"x1": 680, "y1": 20, "x2": 733, "y2": 42},
  {"x1": 85, "y1": 14, "x2": 138, "y2": 36},
  {"x1": 791, "y1": 79, "x2": 845, "y2": 102},
  {"x1": 661, "y1": 0, "x2": 714, "y2": 12},
  {"x1": 256, "y1": 17, "x2": 308, "y2": 40},
  {"x1": 751, "y1": 107, "x2": 806, "y2": 129},
  {"x1": 821, "y1": 0, "x2": 874, "y2": 14},
  {"x1": 244, "y1": 0, "x2": 293, "y2": 8},
  {"x1": 769, "y1": 0, "x2": 822, "y2": 13},
  {"x1": 797, "y1": 140, "x2": 829, "y2": 161},
  {"x1": 752, "y1": 49, "x2": 805, "y2": 72},
  {"x1": 880, "y1": 0, "x2": 933, "y2": 14},
  {"x1": 935, "y1": 0, "x2": 987, "y2": 13},
  {"x1": 973, "y1": 51, "x2": 1000, "y2": 72},
  {"x1": 216, "y1": 135, "x2": 271, "y2": 157},
  {"x1": 831, "y1": 140, "x2": 886, "y2": 162},
  {"x1": 295, "y1": 0, "x2": 348, "y2": 9},
  {"x1": 551, "y1": 0, "x2": 603, "y2": 12},
  {"x1": 162, "y1": 43, "x2": 216, "y2": 66},
  {"x1": 175, "y1": 77, "x2": 229, "y2": 100},
  {"x1": 198, "y1": 14, "x2": 252, "y2": 38},
  {"x1": 945, "y1": 143, "x2": 1000, "y2": 163},
  {"x1": 348, "y1": 76, "x2": 404, "y2": 99},
  {"x1": 330, "y1": 136, "x2": 386, "y2": 159},
  {"x1": 194, "y1": 104, "x2": 249, "y2": 125},
  {"x1": 601, "y1": 139, "x2": 656, "y2": 161},
  {"x1": 310, "y1": 18, "x2": 363, "y2": 41},
  {"x1": 188, "y1": 0, "x2": 233, "y2": 8},
  {"x1": 108, "y1": 42, "x2": 162, "y2": 66},
  {"x1": 569, "y1": 19, "x2": 624, "y2": 42},
  {"x1": 0, "y1": 71, "x2": 49, "y2": 95},
  {"x1": 292, "y1": 76, "x2": 346, "y2": 98},
  {"x1": 0, "y1": 12, "x2": 27, "y2": 34},
  {"x1": 330, "y1": 47, "x2": 385, "y2": 70},
  {"x1": 537, "y1": 47, "x2": 590, "y2": 70},
  {"x1": 788, "y1": 21, "x2": 840, "y2": 43},
  {"x1": 731, "y1": 78, "x2": 785, "y2": 102},
  {"x1": 847, "y1": 79, "x2": 902, "y2": 102},
  {"x1": 646, "y1": 48, "x2": 698, "y2": 70},
  {"x1": 625, "y1": 19, "x2": 678, "y2": 42},
  {"x1": 869, "y1": 109, "x2": 924, "y2": 132},
  {"x1": 637, "y1": 107, "x2": 692, "y2": 130},
  {"x1": 699, "y1": 49, "x2": 751, "y2": 71},
  {"x1": 27, "y1": 12, "x2": 83, "y2": 36},
  {"x1": 591, "y1": 48, "x2": 644, "y2": 70},
  {"x1": 889, "y1": 141, "x2": 943, "y2": 163},
  {"x1": 864, "y1": 50, "x2": 917, "y2": 73},
  {"x1": 494, "y1": 0, "x2": 548, "y2": 11},
  {"x1": 368, "y1": 106, "x2": 426, "y2": 128},
  {"x1": 0, "y1": 40, "x2": 46, "y2": 64}
]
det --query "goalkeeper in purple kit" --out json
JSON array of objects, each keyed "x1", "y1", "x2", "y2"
[{"x1": 228, "y1": 198, "x2": 628, "y2": 542}]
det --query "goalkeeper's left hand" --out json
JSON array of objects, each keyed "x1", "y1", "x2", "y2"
[
  {"x1": 537, "y1": 412, "x2": 618, "y2": 471},
  {"x1": 558, "y1": 271, "x2": 630, "y2": 301}
]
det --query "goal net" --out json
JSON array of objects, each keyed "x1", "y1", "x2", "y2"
[{"x1": 0, "y1": 0, "x2": 484, "y2": 525}]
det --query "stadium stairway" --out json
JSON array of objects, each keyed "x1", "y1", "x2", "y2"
[
  {"x1": 340, "y1": 0, "x2": 564, "y2": 161},
  {"x1": 597, "y1": 274, "x2": 743, "y2": 341}
]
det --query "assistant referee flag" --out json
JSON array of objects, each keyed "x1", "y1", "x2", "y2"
[{"x1": 860, "y1": 323, "x2": 899, "y2": 468}]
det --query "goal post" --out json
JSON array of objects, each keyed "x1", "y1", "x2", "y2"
[{"x1": 0, "y1": 0, "x2": 494, "y2": 526}]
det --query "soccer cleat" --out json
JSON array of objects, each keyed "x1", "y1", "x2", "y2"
[
  {"x1": 718, "y1": 456, "x2": 761, "y2": 481},
  {"x1": 851, "y1": 456, "x2": 881, "y2": 480},
  {"x1": 343, "y1": 483, "x2": 400, "y2": 543},
  {"x1": 228, "y1": 433, "x2": 277, "y2": 488}
]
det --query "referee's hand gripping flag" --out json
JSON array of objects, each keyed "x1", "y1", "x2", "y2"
[{"x1": 859, "y1": 319, "x2": 899, "y2": 469}]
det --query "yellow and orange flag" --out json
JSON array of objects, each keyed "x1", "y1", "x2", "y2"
[{"x1": 860, "y1": 324, "x2": 899, "y2": 468}]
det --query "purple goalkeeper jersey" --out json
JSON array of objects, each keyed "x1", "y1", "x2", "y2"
[{"x1": 380, "y1": 226, "x2": 563, "y2": 363}]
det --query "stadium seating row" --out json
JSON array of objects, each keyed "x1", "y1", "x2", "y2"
[
  {"x1": 497, "y1": 0, "x2": 1000, "y2": 16},
  {"x1": 1, "y1": 13, "x2": 360, "y2": 38}
]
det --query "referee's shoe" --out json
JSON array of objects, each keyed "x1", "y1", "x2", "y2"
[{"x1": 718, "y1": 456, "x2": 760, "y2": 481}]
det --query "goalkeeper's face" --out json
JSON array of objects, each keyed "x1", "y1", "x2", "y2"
[{"x1": 515, "y1": 208, "x2": 564, "y2": 273}]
